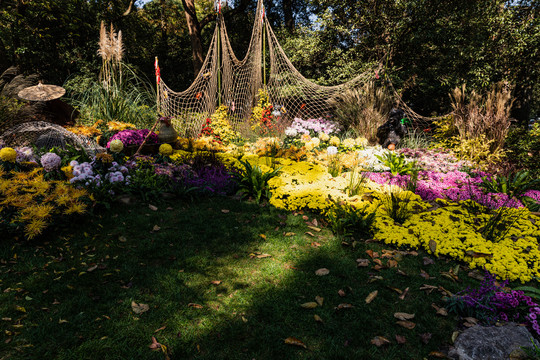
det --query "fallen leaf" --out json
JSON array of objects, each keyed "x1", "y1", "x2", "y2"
[
  {"x1": 187, "y1": 303, "x2": 203, "y2": 309},
  {"x1": 365, "y1": 290, "x2": 378, "y2": 304},
  {"x1": 396, "y1": 320, "x2": 416, "y2": 329},
  {"x1": 420, "y1": 270, "x2": 432, "y2": 279},
  {"x1": 148, "y1": 204, "x2": 158, "y2": 211},
  {"x1": 395, "y1": 335, "x2": 407, "y2": 344},
  {"x1": 388, "y1": 286, "x2": 403, "y2": 294},
  {"x1": 419, "y1": 332, "x2": 432, "y2": 344},
  {"x1": 429, "y1": 351, "x2": 448, "y2": 358},
  {"x1": 152, "y1": 225, "x2": 161, "y2": 232},
  {"x1": 87, "y1": 265, "x2": 98, "y2": 272},
  {"x1": 387, "y1": 259, "x2": 398, "y2": 268},
  {"x1": 311, "y1": 242, "x2": 321, "y2": 248},
  {"x1": 307, "y1": 226, "x2": 321, "y2": 232},
  {"x1": 284, "y1": 232, "x2": 296, "y2": 237},
  {"x1": 118, "y1": 236, "x2": 127, "y2": 242},
  {"x1": 315, "y1": 296, "x2": 324, "y2": 306},
  {"x1": 371, "y1": 336, "x2": 390, "y2": 347},
  {"x1": 397, "y1": 269, "x2": 408, "y2": 276},
  {"x1": 394, "y1": 312, "x2": 415, "y2": 321},
  {"x1": 336, "y1": 303, "x2": 354, "y2": 310},
  {"x1": 302, "y1": 215, "x2": 309, "y2": 221},
  {"x1": 284, "y1": 337, "x2": 307, "y2": 349},
  {"x1": 368, "y1": 275, "x2": 383, "y2": 283},
  {"x1": 149, "y1": 336, "x2": 161, "y2": 350},
  {"x1": 221, "y1": 209, "x2": 230, "y2": 213},
  {"x1": 1, "y1": 318, "x2": 11, "y2": 321},
  {"x1": 58, "y1": 319, "x2": 69, "y2": 324},
  {"x1": 373, "y1": 258, "x2": 383, "y2": 266},
  {"x1": 305, "y1": 232, "x2": 315, "y2": 237},
  {"x1": 366, "y1": 250, "x2": 374, "y2": 258},
  {"x1": 431, "y1": 303, "x2": 448, "y2": 316},
  {"x1": 301, "y1": 302, "x2": 318, "y2": 309},
  {"x1": 314, "y1": 314, "x2": 323, "y2": 323},
  {"x1": 451, "y1": 331, "x2": 460, "y2": 343},
  {"x1": 154, "y1": 325, "x2": 167, "y2": 333},
  {"x1": 467, "y1": 270, "x2": 485, "y2": 281},
  {"x1": 250, "y1": 253, "x2": 272, "y2": 259},
  {"x1": 315, "y1": 268, "x2": 330, "y2": 276},
  {"x1": 338, "y1": 289, "x2": 346, "y2": 297},
  {"x1": 131, "y1": 301, "x2": 150, "y2": 314},
  {"x1": 356, "y1": 259, "x2": 370, "y2": 267},
  {"x1": 4, "y1": 338, "x2": 11, "y2": 344},
  {"x1": 210, "y1": 280, "x2": 222, "y2": 285},
  {"x1": 15, "y1": 306, "x2": 26, "y2": 313},
  {"x1": 259, "y1": 234, "x2": 267, "y2": 240},
  {"x1": 429, "y1": 240, "x2": 437, "y2": 254},
  {"x1": 420, "y1": 284, "x2": 438, "y2": 294},
  {"x1": 423, "y1": 257, "x2": 435, "y2": 265},
  {"x1": 465, "y1": 250, "x2": 493, "y2": 258},
  {"x1": 399, "y1": 287, "x2": 409, "y2": 300}
]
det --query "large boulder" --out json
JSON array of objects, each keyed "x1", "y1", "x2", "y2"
[{"x1": 448, "y1": 323, "x2": 540, "y2": 360}]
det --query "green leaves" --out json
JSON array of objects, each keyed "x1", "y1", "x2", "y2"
[{"x1": 234, "y1": 159, "x2": 281, "y2": 203}]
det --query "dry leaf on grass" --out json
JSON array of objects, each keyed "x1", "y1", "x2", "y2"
[
  {"x1": 221, "y1": 209, "x2": 230, "y2": 213},
  {"x1": 429, "y1": 351, "x2": 448, "y2": 358},
  {"x1": 315, "y1": 296, "x2": 324, "y2": 306},
  {"x1": 314, "y1": 314, "x2": 323, "y2": 323},
  {"x1": 365, "y1": 290, "x2": 378, "y2": 304},
  {"x1": 371, "y1": 336, "x2": 390, "y2": 347},
  {"x1": 429, "y1": 240, "x2": 437, "y2": 254},
  {"x1": 394, "y1": 312, "x2": 415, "y2": 321},
  {"x1": 336, "y1": 303, "x2": 354, "y2": 310},
  {"x1": 301, "y1": 302, "x2": 318, "y2": 309},
  {"x1": 419, "y1": 332, "x2": 432, "y2": 344},
  {"x1": 396, "y1": 320, "x2": 416, "y2": 329},
  {"x1": 399, "y1": 287, "x2": 409, "y2": 300},
  {"x1": 131, "y1": 301, "x2": 149, "y2": 314},
  {"x1": 152, "y1": 225, "x2": 161, "y2": 232},
  {"x1": 338, "y1": 289, "x2": 346, "y2": 297},
  {"x1": 148, "y1": 204, "x2": 158, "y2": 211},
  {"x1": 395, "y1": 335, "x2": 407, "y2": 344},
  {"x1": 259, "y1": 234, "x2": 266, "y2": 240},
  {"x1": 356, "y1": 259, "x2": 370, "y2": 267},
  {"x1": 315, "y1": 268, "x2": 330, "y2": 276},
  {"x1": 187, "y1": 303, "x2": 203, "y2": 309},
  {"x1": 307, "y1": 226, "x2": 321, "y2": 232},
  {"x1": 284, "y1": 337, "x2": 307, "y2": 349},
  {"x1": 210, "y1": 280, "x2": 221, "y2": 285},
  {"x1": 431, "y1": 303, "x2": 448, "y2": 316}
]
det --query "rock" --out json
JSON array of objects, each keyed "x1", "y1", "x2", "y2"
[
  {"x1": 448, "y1": 323, "x2": 539, "y2": 360},
  {"x1": 376, "y1": 108, "x2": 407, "y2": 148}
]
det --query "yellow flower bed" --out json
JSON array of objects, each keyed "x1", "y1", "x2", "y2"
[
  {"x1": 238, "y1": 154, "x2": 540, "y2": 283},
  {"x1": 0, "y1": 168, "x2": 89, "y2": 239}
]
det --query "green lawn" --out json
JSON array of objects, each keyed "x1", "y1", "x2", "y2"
[{"x1": 1, "y1": 196, "x2": 485, "y2": 359}]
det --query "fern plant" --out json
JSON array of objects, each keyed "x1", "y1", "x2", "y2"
[{"x1": 234, "y1": 160, "x2": 281, "y2": 203}]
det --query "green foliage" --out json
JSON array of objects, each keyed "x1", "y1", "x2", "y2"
[
  {"x1": 479, "y1": 171, "x2": 540, "y2": 198},
  {"x1": 431, "y1": 115, "x2": 461, "y2": 149},
  {"x1": 513, "y1": 286, "x2": 540, "y2": 303},
  {"x1": 381, "y1": 190, "x2": 415, "y2": 225},
  {"x1": 481, "y1": 207, "x2": 528, "y2": 243},
  {"x1": 326, "y1": 197, "x2": 377, "y2": 238},
  {"x1": 451, "y1": 135, "x2": 506, "y2": 170},
  {"x1": 375, "y1": 151, "x2": 417, "y2": 176},
  {"x1": 0, "y1": 96, "x2": 24, "y2": 130},
  {"x1": 127, "y1": 166, "x2": 169, "y2": 203},
  {"x1": 328, "y1": 81, "x2": 394, "y2": 144},
  {"x1": 327, "y1": 154, "x2": 342, "y2": 177},
  {"x1": 345, "y1": 170, "x2": 368, "y2": 197},
  {"x1": 67, "y1": 63, "x2": 156, "y2": 128},
  {"x1": 234, "y1": 159, "x2": 281, "y2": 203},
  {"x1": 399, "y1": 129, "x2": 432, "y2": 150},
  {"x1": 505, "y1": 123, "x2": 540, "y2": 178}
]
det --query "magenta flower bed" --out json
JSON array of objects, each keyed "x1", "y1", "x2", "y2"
[{"x1": 366, "y1": 170, "x2": 540, "y2": 209}]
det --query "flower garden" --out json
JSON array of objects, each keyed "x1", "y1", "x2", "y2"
[{"x1": 1, "y1": 100, "x2": 540, "y2": 358}]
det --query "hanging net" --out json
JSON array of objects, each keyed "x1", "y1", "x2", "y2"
[
  {"x1": 0, "y1": 121, "x2": 104, "y2": 155},
  {"x1": 158, "y1": 0, "x2": 432, "y2": 137}
]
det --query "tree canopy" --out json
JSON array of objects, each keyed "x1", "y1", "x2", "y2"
[{"x1": 0, "y1": 0, "x2": 538, "y2": 120}]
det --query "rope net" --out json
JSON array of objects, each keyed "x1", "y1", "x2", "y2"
[{"x1": 158, "y1": 0, "x2": 432, "y2": 137}]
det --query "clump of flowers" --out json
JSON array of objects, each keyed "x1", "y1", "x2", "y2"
[
  {"x1": 250, "y1": 89, "x2": 278, "y2": 136},
  {"x1": 0, "y1": 168, "x2": 89, "y2": 239},
  {"x1": 285, "y1": 117, "x2": 340, "y2": 138},
  {"x1": 40, "y1": 152, "x2": 62, "y2": 172},
  {"x1": 159, "y1": 143, "x2": 173, "y2": 156},
  {"x1": 0, "y1": 147, "x2": 17, "y2": 163},
  {"x1": 199, "y1": 105, "x2": 242, "y2": 145},
  {"x1": 447, "y1": 272, "x2": 540, "y2": 337},
  {"x1": 106, "y1": 129, "x2": 158, "y2": 148}
]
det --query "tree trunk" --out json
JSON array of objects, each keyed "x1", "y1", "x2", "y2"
[{"x1": 182, "y1": 0, "x2": 204, "y2": 77}]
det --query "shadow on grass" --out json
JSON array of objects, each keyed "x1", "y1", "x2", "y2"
[{"x1": 0, "y1": 196, "x2": 472, "y2": 359}]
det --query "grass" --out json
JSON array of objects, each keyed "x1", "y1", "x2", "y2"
[{"x1": 0, "y1": 196, "x2": 492, "y2": 359}]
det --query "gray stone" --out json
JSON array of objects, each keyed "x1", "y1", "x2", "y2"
[{"x1": 448, "y1": 323, "x2": 539, "y2": 360}]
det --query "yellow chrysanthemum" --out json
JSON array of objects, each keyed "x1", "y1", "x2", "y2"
[
  {"x1": 0, "y1": 147, "x2": 17, "y2": 163},
  {"x1": 329, "y1": 136, "x2": 340, "y2": 146},
  {"x1": 159, "y1": 143, "x2": 173, "y2": 156},
  {"x1": 25, "y1": 219, "x2": 47, "y2": 239},
  {"x1": 64, "y1": 202, "x2": 86, "y2": 215}
]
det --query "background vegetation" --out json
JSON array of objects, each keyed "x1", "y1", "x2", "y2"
[{"x1": 0, "y1": 0, "x2": 538, "y2": 123}]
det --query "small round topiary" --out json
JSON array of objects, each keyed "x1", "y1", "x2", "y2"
[
  {"x1": 159, "y1": 143, "x2": 173, "y2": 156},
  {"x1": 109, "y1": 139, "x2": 124, "y2": 153}
]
